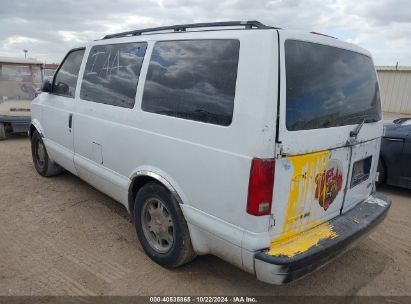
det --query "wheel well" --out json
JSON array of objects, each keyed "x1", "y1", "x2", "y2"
[
  {"x1": 128, "y1": 176, "x2": 159, "y2": 216},
  {"x1": 29, "y1": 124, "x2": 37, "y2": 139}
]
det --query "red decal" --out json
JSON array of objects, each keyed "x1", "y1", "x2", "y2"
[{"x1": 315, "y1": 160, "x2": 343, "y2": 211}]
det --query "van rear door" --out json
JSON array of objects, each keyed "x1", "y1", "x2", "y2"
[{"x1": 270, "y1": 31, "x2": 383, "y2": 241}]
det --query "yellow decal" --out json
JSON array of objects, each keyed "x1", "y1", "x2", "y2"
[{"x1": 268, "y1": 151, "x2": 338, "y2": 257}]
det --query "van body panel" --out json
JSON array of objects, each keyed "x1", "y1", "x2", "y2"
[
  {"x1": 186, "y1": 221, "x2": 244, "y2": 270},
  {"x1": 73, "y1": 30, "x2": 279, "y2": 234},
  {"x1": 38, "y1": 92, "x2": 78, "y2": 174},
  {"x1": 270, "y1": 148, "x2": 350, "y2": 241},
  {"x1": 342, "y1": 138, "x2": 381, "y2": 213}
]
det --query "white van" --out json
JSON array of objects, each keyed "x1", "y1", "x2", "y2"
[{"x1": 29, "y1": 21, "x2": 391, "y2": 284}]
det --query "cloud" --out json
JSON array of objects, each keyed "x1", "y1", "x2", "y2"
[
  {"x1": 0, "y1": 0, "x2": 410, "y2": 65},
  {"x1": 5, "y1": 36, "x2": 43, "y2": 45}
]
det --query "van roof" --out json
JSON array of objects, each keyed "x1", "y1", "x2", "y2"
[
  {"x1": 87, "y1": 21, "x2": 373, "y2": 59},
  {"x1": 101, "y1": 20, "x2": 339, "y2": 43},
  {"x1": 102, "y1": 20, "x2": 280, "y2": 40}
]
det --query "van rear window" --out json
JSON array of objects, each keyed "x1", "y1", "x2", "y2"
[{"x1": 285, "y1": 40, "x2": 381, "y2": 131}]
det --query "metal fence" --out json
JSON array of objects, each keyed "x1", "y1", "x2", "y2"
[{"x1": 377, "y1": 66, "x2": 411, "y2": 114}]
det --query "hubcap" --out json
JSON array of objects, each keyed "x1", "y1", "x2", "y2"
[
  {"x1": 141, "y1": 198, "x2": 174, "y2": 253},
  {"x1": 36, "y1": 139, "x2": 46, "y2": 168}
]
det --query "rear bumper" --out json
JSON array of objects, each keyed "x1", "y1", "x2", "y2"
[
  {"x1": 0, "y1": 115, "x2": 31, "y2": 133},
  {"x1": 254, "y1": 192, "x2": 391, "y2": 284}
]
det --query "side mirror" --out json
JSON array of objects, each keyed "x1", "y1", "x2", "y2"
[
  {"x1": 54, "y1": 82, "x2": 69, "y2": 95},
  {"x1": 34, "y1": 88, "x2": 42, "y2": 98},
  {"x1": 393, "y1": 118, "x2": 407, "y2": 125},
  {"x1": 41, "y1": 79, "x2": 52, "y2": 93}
]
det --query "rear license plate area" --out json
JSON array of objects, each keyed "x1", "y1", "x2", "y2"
[{"x1": 351, "y1": 156, "x2": 372, "y2": 188}]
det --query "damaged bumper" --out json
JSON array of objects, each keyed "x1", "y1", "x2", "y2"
[{"x1": 254, "y1": 192, "x2": 391, "y2": 284}]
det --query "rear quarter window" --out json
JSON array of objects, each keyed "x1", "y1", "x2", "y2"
[
  {"x1": 285, "y1": 40, "x2": 381, "y2": 131},
  {"x1": 141, "y1": 39, "x2": 240, "y2": 126}
]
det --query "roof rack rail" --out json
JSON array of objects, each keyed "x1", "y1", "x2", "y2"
[
  {"x1": 309, "y1": 31, "x2": 337, "y2": 39},
  {"x1": 102, "y1": 20, "x2": 278, "y2": 40}
]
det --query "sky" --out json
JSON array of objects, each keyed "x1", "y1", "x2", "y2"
[{"x1": 0, "y1": 0, "x2": 410, "y2": 65}]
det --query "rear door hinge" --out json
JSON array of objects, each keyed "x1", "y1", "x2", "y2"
[
  {"x1": 269, "y1": 214, "x2": 275, "y2": 228},
  {"x1": 274, "y1": 143, "x2": 283, "y2": 158}
]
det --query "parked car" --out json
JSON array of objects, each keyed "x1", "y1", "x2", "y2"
[
  {"x1": 29, "y1": 21, "x2": 391, "y2": 284},
  {"x1": 378, "y1": 118, "x2": 411, "y2": 189},
  {"x1": 0, "y1": 57, "x2": 43, "y2": 140}
]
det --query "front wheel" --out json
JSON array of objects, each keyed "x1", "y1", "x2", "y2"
[
  {"x1": 134, "y1": 182, "x2": 196, "y2": 268},
  {"x1": 31, "y1": 131, "x2": 62, "y2": 177}
]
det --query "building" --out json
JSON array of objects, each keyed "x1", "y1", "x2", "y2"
[
  {"x1": 377, "y1": 66, "x2": 411, "y2": 115},
  {"x1": 42, "y1": 63, "x2": 59, "y2": 78}
]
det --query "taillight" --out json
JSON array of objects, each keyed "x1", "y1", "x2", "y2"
[{"x1": 246, "y1": 158, "x2": 275, "y2": 216}]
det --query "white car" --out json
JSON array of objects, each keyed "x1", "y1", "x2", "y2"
[{"x1": 29, "y1": 21, "x2": 391, "y2": 284}]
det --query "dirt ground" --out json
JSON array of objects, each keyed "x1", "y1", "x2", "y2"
[{"x1": 0, "y1": 136, "x2": 410, "y2": 296}]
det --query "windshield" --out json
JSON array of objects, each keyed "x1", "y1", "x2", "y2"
[
  {"x1": 285, "y1": 40, "x2": 381, "y2": 131},
  {"x1": 0, "y1": 63, "x2": 42, "y2": 101}
]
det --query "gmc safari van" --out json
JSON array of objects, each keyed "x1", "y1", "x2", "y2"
[
  {"x1": 0, "y1": 57, "x2": 43, "y2": 139},
  {"x1": 29, "y1": 21, "x2": 391, "y2": 284}
]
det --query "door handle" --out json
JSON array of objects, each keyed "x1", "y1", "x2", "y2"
[
  {"x1": 384, "y1": 137, "x2": 404, "y2": 142},
  {"x1": 68, "y1": 113, "x2": 73, "y2": 129}
]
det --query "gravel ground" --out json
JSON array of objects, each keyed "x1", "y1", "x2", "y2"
[{"x1": 0, "y1": 136, "x2": 410, "y2": 296}]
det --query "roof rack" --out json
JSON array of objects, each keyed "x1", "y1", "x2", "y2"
[
  {"x1": 309, "y1": 31, "x2": 337, "y2": 39},
  {"x1": 102, "y1": 20, "x2": 278, "y2": 40}
]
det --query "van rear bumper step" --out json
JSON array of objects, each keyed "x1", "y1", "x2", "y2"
[{"x1": 254, "y1": 192, "x2": 391, "y2": 284}]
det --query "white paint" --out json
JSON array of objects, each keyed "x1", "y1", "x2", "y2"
[{"x1": 366, "y1": 195, "x2": 389, "y2": 207}]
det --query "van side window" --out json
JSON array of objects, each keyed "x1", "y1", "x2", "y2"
[
  {"x1": 141, "y1": 39, "x2": 240, "y2": 126},
  {"x1": 80, "y1": 42, "x2": 147, "y2": 108},
  {"x1": 52, "y1": 49, "x2": 85, "y2": 98}
]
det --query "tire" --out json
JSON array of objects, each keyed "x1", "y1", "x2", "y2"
[
  {"x1": 377, "y1": 158, "x2": 386, "y2": 185},
  {"x1": 134, "y1": 182, "x2": 196, "y2": 268},
  {"x1": 0, "y1": 123, "x2": 6, "y2": 140},
  {"x1": 31, "y1": 131, "x2": 62, "y2": 177}
]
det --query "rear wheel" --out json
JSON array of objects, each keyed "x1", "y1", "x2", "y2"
[
  {"x1": 0, "y1": 123, "x2": 6, "y2": 140},
  {"x1": 31, "y1": 131, "x2": 62, "y2": 177},
  {"x1": 134, "y1": 182, "x2": 196, "y2": 268}
]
